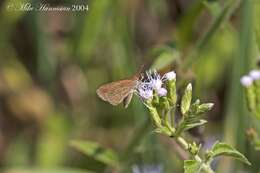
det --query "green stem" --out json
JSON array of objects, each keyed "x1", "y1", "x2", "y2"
[{"x1": 176, "y1": 137, "x2": 214, "y2": 173}]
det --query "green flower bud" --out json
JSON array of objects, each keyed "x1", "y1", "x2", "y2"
[
  {"x1": 159, "y1": 96, "x2": 170, "y2": 111},
  {"x1": 190, "y1": 99, "x2": 200, "y2": 114},
  {"x1": 146, "y1": 101, "x2": 162, "y2": 127},
  {"x1": 254, "y1": 80, "x2": 260, "y2": 118},
  {"x1": 152, "y1": 92, "x2": 159, "y2": 107},
  {"x1": 166, "y1": 79, "x2": 177, "y2": 107},
  {"x1": 244, "y1": 85, "x2": 256, "y2": 112},
  {"x1": 188, "y1": 142, "x2": 200, "y2": 155},
  {"x1": 254, "y1": 80, "x2": 260, "y2": 112},
  {"x1": 181, "y1": 83, "x2": 192, "y2": 115},
  {"x1": 241, "y1": 75, "x2": 256, "y2": 112},
  {"x1": 197, "y1": 103, "x2": 214, "y2": 114}
]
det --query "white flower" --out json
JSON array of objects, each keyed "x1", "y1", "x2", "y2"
[
  {"x1": 139, "y1": 89, "x2": 153, "y2": 100},
  {"x1": 152, "y1": 79, "x2": 162, "y2": 92},
  {"x1": 240, "y1": 75, "x2": 253, "y2": 87},
  {"x1": 249, "y1": 70, "x2": 260, "y2": 80},
  {"x1": 146, "y1": 70, "x2": 162, "y2": 92},
  {"x1": 163, "y1": 71, "x2": 176, "y2": 81},
  {"x1": 137, "y1": 82, "x2": 153, "y2": 100},
  {"x1": 144, "y1": 70, "x2": 163, "y2": 93},
  {"x1": 157, "y1": 88, "x2": 167, "y2": 97}
]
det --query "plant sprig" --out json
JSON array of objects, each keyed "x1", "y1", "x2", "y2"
[
  {"x1": 241, "y1": 69, "x2": 260, "y2": 150},
  {"x1": 140, "y1": 70, "x2": 251, "y2": 173}
]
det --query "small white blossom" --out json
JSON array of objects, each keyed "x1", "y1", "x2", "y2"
[
  {"x1": 146, "y1": 70, "x2": 163, "y2": 92},
  {"x1": 139, "y1": 89, "x2": 153, "y2": 100},
  {"x1": 163, "y1": 71, "x2": 176, "y2": 81},
  {"x1": 137, "y1": 82, "x2": 153, "y2": 100},
  {"x1": 157, "y1": 88, "x2": 167, "y2": 97},
  {"x1": 152, "y1": 79, "x2": 162, "y2": 92},
  {"x1": 240, "y1": 75, "x2": 253, "y2": 87},
  {"x1": 249, "y1": 70, "x2": 260, "y2": 80}
]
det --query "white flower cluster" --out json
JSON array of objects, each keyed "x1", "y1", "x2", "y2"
[
  {"x1": 240, "y1": 69, "x2": 260, "y2": 87},
  {"x1": 136, "y1": 70, "x2": 176, "y2": 100}
]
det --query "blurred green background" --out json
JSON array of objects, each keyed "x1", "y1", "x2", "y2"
[{"x1": 0, "y1": 0, "x2": 260, "y2": 172}]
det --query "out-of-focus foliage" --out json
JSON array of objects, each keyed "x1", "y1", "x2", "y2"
[{"x1": 70, "y1": 140, "x2": 120, "y2": 168}]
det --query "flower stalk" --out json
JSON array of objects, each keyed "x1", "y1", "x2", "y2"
[{"x1": 176, "y1": 136, "x2": 214, "y2": 173}]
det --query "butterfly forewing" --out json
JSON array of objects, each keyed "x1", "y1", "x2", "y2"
[{"x1": 96, "y1": 79, "x2": 138, "y2": 106}]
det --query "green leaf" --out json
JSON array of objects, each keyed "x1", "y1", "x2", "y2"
[
  {"x1": 154, "y1": 126, "x2": 172, "y2": 136},
  {"x1": 209, "y1": 142, "x2": 251, "y2": 165},
  {"x1": 184, "y1": 119, "x2": 207, "y2": 131},
  {"x1": 70, "y1": 140, "x2": 120, "y2": 168},
  {"x1": 176, "y1": 114, "x2": 207, "y2": 135},
  {"x1": 181, "y1": 83, "x2": 192, "y2": 115},
  {"x1": 184, "y1": 160, "x2": 202, "y2": 173}
]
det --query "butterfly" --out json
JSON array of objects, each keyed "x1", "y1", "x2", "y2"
[{"x1": 96, "y1": 75, "x2": 139, "y2": 108}]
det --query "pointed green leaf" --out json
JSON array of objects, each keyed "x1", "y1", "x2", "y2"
[
  {"x1": 184, "y1": 120, "x2": 207, "y2": 131},
  {"x1": 154, "y1": 126, "x2": 172, "y2": 136},
  {"x1": 181, "y1": 83, "x2": 192, "y2": 115},
  {"x1": 184, "y1": 160, "x2": 202, "y2": 173},
  {"x1": 210, "y1": 142, "x2": 251, "y2": 165},
  {"x1": 70, "y1": 140, "x2": 120, "y2": 168}
]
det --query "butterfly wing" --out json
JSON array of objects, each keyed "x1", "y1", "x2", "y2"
[{"x1": 96, "y1": 79, "x2": 137, "y2": 106}]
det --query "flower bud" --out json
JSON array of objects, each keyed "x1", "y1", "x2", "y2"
[
  {"x1": 197, "y1": 103, "x2": 214, "y2": 114},
  {"x1": 241, "y1": 75, "x2": 256, "y2": 112},
  {"x1": 244, "y1": 84, "x2": 256, "y2": 112},
  {"x1": 189, "y1": 142, "x2": 200, "y2": 155},
  {"x1": 164, "y1": 71, "x2": 176, "y2": 81},
  {"x1": 157, "y1": 88, "x2": 167, "y2": 97},
  {"x1": 181, "y1": 83, "x2": 192, "y2": 115},
  {"x1": 253, "y1": 79, "x2": 260, "y2": 117},
  {"x1": 166, "y1": 78, "x2": 177, "y2": 107},
  {"x1": 159, "y1": 96, "x2": 170, "y2": 111},
  {"x1": 147, "y1": 105, "x2": 162, "y2": 127},
  {"x1": 190, "y1": 99, "x2": 200, "y2": 114},
  {"x1": 152, "y1": 92, "x2": 159, "y2": 106},
  {"x1": 247, "y1": 70, "x2": 260, "y2": 118}
]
